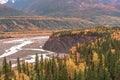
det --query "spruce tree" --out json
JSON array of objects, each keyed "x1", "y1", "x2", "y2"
[
  {"x1": 77, "y1": 70, "x2": 82, "y2": 80},
  {"x1": 2, "y1": 57, "x2": 9, "y2": 80},
  {"x1": 17, "y1": 57, "x2": 21, "y2": 73},
  {"x1": 8, "y1": 61, "x2": 13, "y2": 79},
  {"x1": 22, "y1": 62, "x2": 26, "y2": 74},
  {"x1": 14, "y1": 75, "x2": 16, "y2": 80},
  {"x1": 26, "y1": 62, "x2": 30, "y2": 76},
  {"x1": 34, "y1": 54, "x2": 39, "y2": 71}
]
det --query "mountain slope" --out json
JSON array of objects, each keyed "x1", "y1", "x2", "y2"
[
  {"x1": 4, "y1": 0, "x2": 120, "y2": 27},
  {"x1": 1, "y1": 16, "x2": 120, "y2": 32},
  {"x1": 5, "y1": 0, "x2": 120, "y2": 18},
  {"x1": 0, "y1": 16, "x2": 96, "y2": 32},
  {"x1": 5, "y1": 0, "x2": 120, "y2": 28},
  {"x1": 0, "y1": 4, "x2": 28, "y2": 16}
]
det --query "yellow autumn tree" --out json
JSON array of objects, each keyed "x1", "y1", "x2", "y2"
[
  {"x1": 92, "y1": 51, "x2": 99, "y2": 67},
  {"x1": 66, "y1": 57, "x2": 77, "y2": 79}
]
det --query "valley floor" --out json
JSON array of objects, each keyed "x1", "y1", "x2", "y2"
[{"x1": 0, "y1": 36, "x2": 55, "y2": 66}]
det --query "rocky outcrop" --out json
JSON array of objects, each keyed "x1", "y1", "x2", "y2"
[{"x1": 43, "y1": 34, "x2": 97, "y2": 53}]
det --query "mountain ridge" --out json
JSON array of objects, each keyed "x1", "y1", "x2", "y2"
[
  {"x1": 5, "y1": 0, "x2": 120, "y2": 17},
  {"x1": 0, "y1": 0, "x2": 120, "y2": 31},
  {"x1": 0, "y1": 4, "x2": 29, "y2": 16}
]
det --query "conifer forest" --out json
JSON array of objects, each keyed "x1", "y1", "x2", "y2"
[{"x1": 0, "y1": 27, "x2": 120, "y2": 80}]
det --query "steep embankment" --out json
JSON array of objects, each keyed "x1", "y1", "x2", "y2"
[{"x1": 43, "y1": 27, "x2": 109, "y2": 53}]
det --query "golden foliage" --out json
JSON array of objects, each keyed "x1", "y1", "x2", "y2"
[
  {"x1": 111, "y1": 49, "x2": 116, "y2": 54},
  {"x1": 92, "y1": 51, "x2": 99, "y2": 66},
  {"x1": 77, "y1": 62, "x2": 86, "y2": 72},
  {"x1": 66, "y1": 58, "x2": 77, "y2": 78},
  {"x1": 13, "y1": 71, "x2": 30, "y2": 80},
  {"x1": 111, "y1": 30, "x2": 120, "y2": 40}
]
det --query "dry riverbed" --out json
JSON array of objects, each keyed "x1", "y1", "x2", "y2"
[{"x1": 0, "y1": 36, "x2": 56, "y2": 67}]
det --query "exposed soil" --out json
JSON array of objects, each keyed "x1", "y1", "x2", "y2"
[{"x1": 43, "y1": 35, "x2": 97, "y2": 53}]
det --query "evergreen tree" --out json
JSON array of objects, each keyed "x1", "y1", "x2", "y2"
[
  {"x1": 22, "y1": 62, "x2": 26, "y2": 74},
  {"x1": 14, "y1": 75, "x2": 16, "y2": 80},
  {"x1": 2, "y1": 57, "x2": 9, "y2": 80},
  {"x1": 34, "y1": 54, "x2": 39, "y2": 71},
  {"x1": 17, "y1": 57, "x2": 21, "y2": 73},
  {"x1": 77, "y1": 70, "x2": 82, "y2": 80},
  {"x1": 26, "y1": 62, "x2": 30, "y2": 76}
]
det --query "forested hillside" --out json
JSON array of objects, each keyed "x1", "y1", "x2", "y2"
[
  {"x1": 0, "y1": 27, "x2": 120, "y2": 80},
  {"x1": 43, "y1": 27, "x2": 113, "y2": 53}
]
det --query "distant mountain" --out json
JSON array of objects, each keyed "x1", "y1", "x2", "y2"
[
  {"x1": 1, "y1": 0, "x2": 119, "y2": 28},
  {"x1": 101, "y1": 0, "x2": 120, "y2": 3},
  {"x1": 5, "y1": 0, "x2": 120, "y2": 18},
  {"x1": 0, "y1": 4, "x2": 28, "y2": 16}
]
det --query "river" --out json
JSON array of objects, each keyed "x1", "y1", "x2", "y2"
[{"x1": 0, "y1": 36, "x2": 55, "y2": 66}]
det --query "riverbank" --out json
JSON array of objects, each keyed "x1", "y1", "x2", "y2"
[{"x1": 0, "y1": 30, "x2": 52, "y2": 39}]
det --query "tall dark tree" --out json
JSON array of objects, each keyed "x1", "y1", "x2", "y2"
[
  {"x1": 17, "y1": 57, "x2": 21, "y2": 73},
  {"x1": 2, "y1": 57, "x2": 9, "y2": 80},
  {"x1": 34, "y1": 54, "x2": 39, "y2": 71}
]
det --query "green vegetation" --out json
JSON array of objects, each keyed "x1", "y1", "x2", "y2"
[{"x1": 0, "y1": 27, "x2": 120, "y2": 80}]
